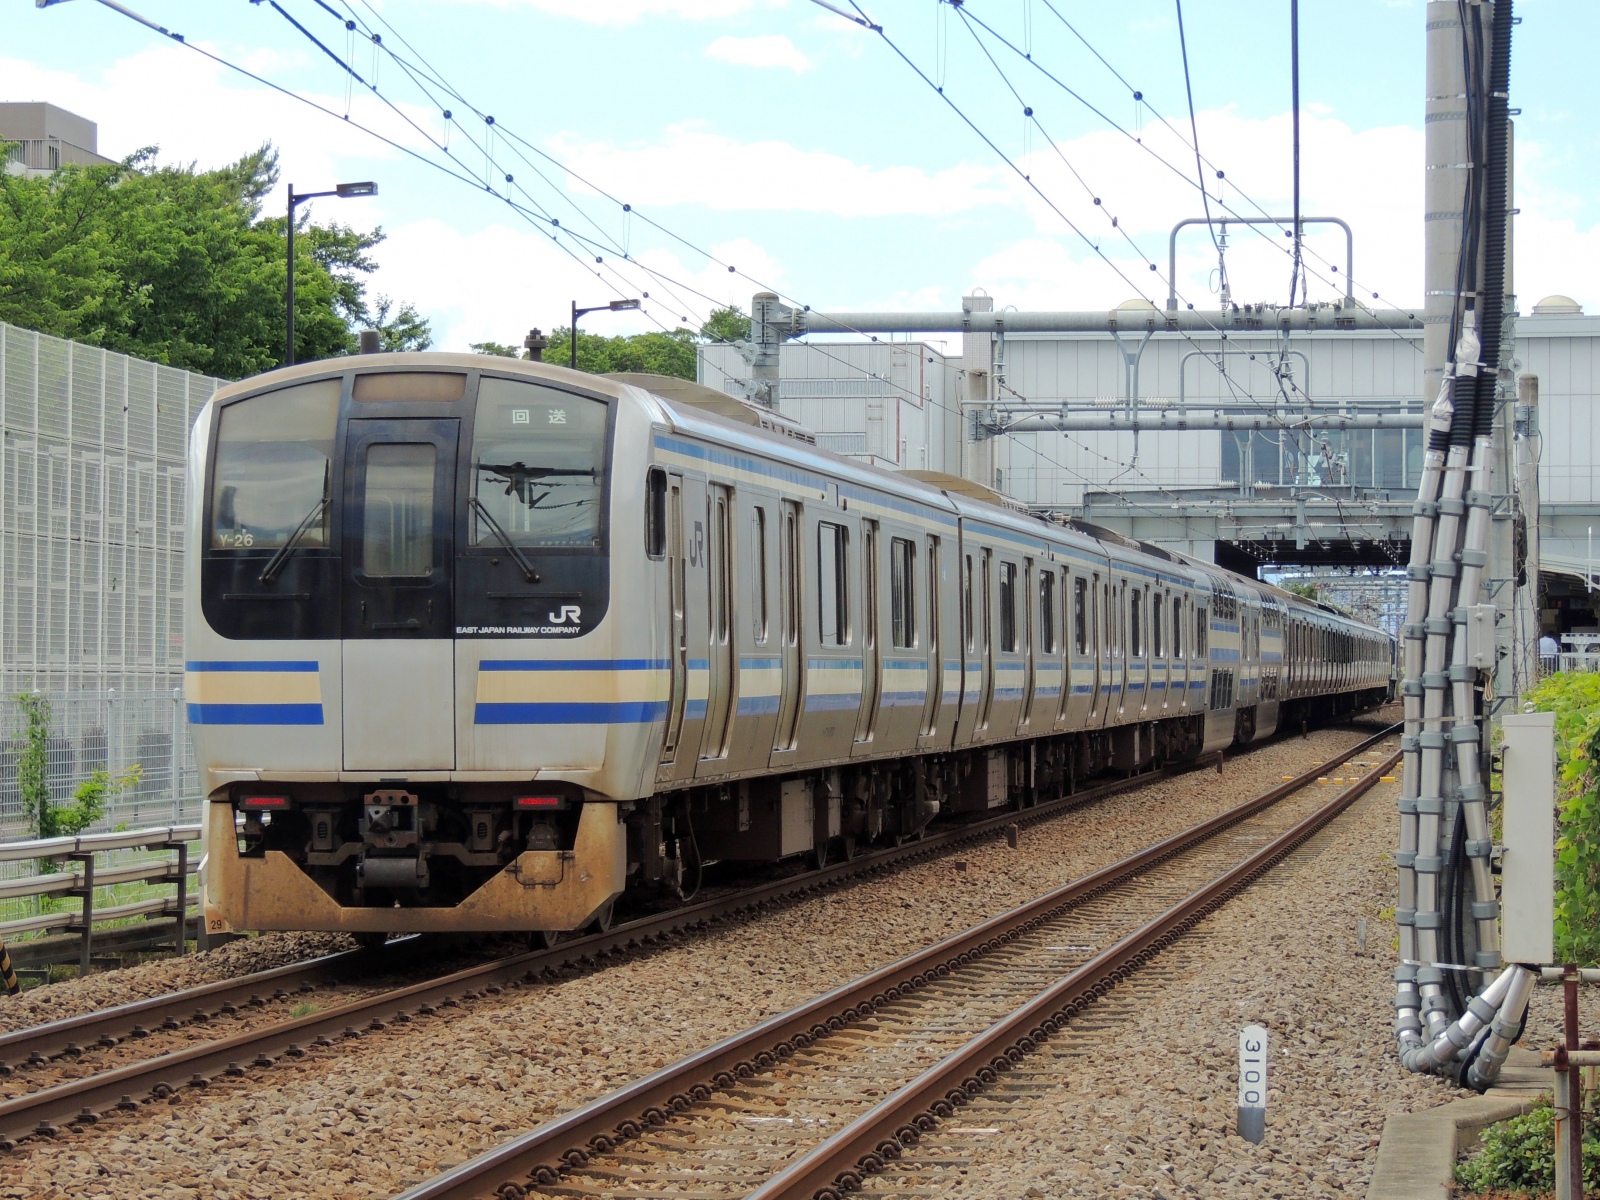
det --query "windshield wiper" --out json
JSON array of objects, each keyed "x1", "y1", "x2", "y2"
[
  {"x1": 471, "y1": 497, "x2": 540, "y2": 583},
  {"x1": 258, "y1": 497, "x2": 327, "y2": 584}
]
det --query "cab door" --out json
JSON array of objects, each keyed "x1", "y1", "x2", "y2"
[{"x1": 340, "y1": 418, "x2": 457, "y2": 771}]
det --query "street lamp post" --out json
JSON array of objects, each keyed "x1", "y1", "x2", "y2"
[
  {"x1": 286, "y1": 180, "x2": 378, "y2": 366},
  {"x1": 569, "y1": 298, "x2": 642, "y2": 370}
]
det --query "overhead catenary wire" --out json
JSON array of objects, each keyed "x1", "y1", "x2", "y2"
[
  {"x1": 972, "y1": 0, "x2": 1423, "y2": 345},
  {"x1": 880, "y1": 2, "x2": 1335, "y2": 446},
  {"x1": 82, "y1": 0, "x2": 1356, "y2": 500}
]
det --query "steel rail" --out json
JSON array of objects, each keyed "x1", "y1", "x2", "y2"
[
  {"x1": 752, "y1": 744, "x2": 1402, "y2": 1200},
  {"x1": 0, "y1": 727, "x2": 1244, "y2": 1148},
  {"x1": 390, "y1": 726, "x2": 1398, "y2": 1200},
  {"x1": 0, "y1": 947, "x2": 366, "y2": 1073}
]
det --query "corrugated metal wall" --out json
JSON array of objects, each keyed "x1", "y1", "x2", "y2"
[
  {"x1": 0, "y1": 321, "x2": 222, "y2": 694},
  {"x1": 0, "y1": 321, "x2": 223, "y2": 831}
]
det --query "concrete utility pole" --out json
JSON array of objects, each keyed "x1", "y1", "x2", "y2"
[
  {"x1": 1512, "y1": 372, "x2": 1541, "y2": 692},
  {"x1": 1422, "y1": 2, "x2": 1471, "y2": 410},
  {"x1": 960, "y1": 293, "x2": 994, "y2": 489}
]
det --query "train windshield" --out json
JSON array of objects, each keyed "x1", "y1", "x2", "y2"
[
  {"x1": 210, "y1": 379, "x2": 339, "y2": 549},
  {"x1": 470, "y1": 377, "x2": 607, "y2": 550}
]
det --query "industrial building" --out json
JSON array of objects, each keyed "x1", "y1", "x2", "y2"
[
  {"x1": 0, "y1": 102, "x2": 114, "y2": 178},
  {"x1": 700, "y1": 292, "x2": 1600, "y2": 638}
]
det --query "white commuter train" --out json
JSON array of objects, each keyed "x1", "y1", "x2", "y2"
[{"x1": 186, "y1": 353, "x2": 1393, "y2": 939}]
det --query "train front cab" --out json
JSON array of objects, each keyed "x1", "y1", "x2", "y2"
[{"x1": 189, "y1": 356, "x2": 657, "y2": 938}]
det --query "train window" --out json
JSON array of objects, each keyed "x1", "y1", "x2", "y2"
[
  {"x1": 963, "y1": 555, "x2": 975, "y2": 652},
  {"x1": 470, "y1": 377, "x2": 608, "y2": 549},
  {"x1": 753, "y1": 507, "x2": 769, "y2": 643},
  {"x1": 927, "y1": 536, "x2": 941, "y2": 651},
  {"x1": 210, "y1": 379, "x2": 339, "y2": 549},
  {"x1": 1129, "y1": 588, "x2": 1143, "y2": 658},
  {"x1": 1152, "y1": 593, "x2": 1164, "y2": 659},
  {"x1": 999, "y1": 562, "x2": 1018, "y2": 653},
  {"x1": 783, "y1": 507, "x2": 800, "y2": 646},
  {"x1": 1073, "y1": 577, "x2": 1088, "y2": 655},
  {"x1": 645, "y1": 468, "x2": 667, "y2": 559},
  {"x1": 1196, "y1": 605, "x2": 1209, "y2": 657},
  {"x1": 1039, "y1": 571, "x2": 1056, "y2": 656},
  {"x1": 890, "y1": 537, "x2": 916, "y2": 649},
  {"x1": 817, "y1": 522, "x2": 849, "y2": 646},
  {"x1": 1172, "y1": 596, "x2": 1182, "y2": 659},
  {"x1": 360, "y1": 443, "x2": 436, "y2": 577}
]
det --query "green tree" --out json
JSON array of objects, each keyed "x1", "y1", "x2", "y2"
[
  {"x1": 0, "y1": 142, "x2": 429, "y2": 377},
  {"x1": 700, "y1": 304, "x2": 751, "y2": 345},
  {"x1": 10, "y1": 693, "x2": 142, "y2": 841},
  {"x1": 469, "y1": 340, "x2": 522, "y2": 358},
  {"x1": 544, "y1": 326, "x2": 699, "y2": 379},
  {"x1": 15, "y1": 694, "x2": 51, "y2": 841},
  {"x1": 1284, "y1": 581, "x2": 1320, "y2": 600}
]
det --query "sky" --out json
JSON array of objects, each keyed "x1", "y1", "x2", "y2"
[{"x1": 5, "y1": 0, "x2": 1599, "y2": 354}]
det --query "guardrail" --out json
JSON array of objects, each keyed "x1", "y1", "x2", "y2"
[{"x1": 0, "y1": 826, "x2": 202, "y2": 975}]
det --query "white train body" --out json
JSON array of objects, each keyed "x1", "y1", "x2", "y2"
[{"x1": 186, "y1": 354, "x2": 1392, "y2": 936}]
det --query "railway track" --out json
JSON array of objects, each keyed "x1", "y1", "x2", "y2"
[
  {"x1": 0, "y1": 725, "x2": 1274, "y2": 1150},
  {"x1": 390, "y1": 726, "x2": 1400, "y2": 1200}
]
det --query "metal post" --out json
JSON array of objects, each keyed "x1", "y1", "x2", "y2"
[
  {"x1": 570, "y1": 299, "x2": 578, "y2": 370},
  {"x1": 1514, "y1": 372, "x2": 1541, "y2": 695},
  {"x1": 1561, "y1": 968, "x2": 1583, "y2": 1200},
  {"x1": 67, "y1": 851, "x2": 94, "y2": 977},
  {"x1": 286, "y1": 184, "x2": 296, "y2": 367},
  {"x1": 168, "y1": 840, "x2": 188, "y2": 957}
]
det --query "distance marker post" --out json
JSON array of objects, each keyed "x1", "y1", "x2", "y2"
[{"x1": 1237, "y1": 1024, "x2": 1268, "y2": 1142}]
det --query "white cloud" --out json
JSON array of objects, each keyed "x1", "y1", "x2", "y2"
[
  {"x1": 437, "y1": 0, "x2": 752, "y2": 24},
  {"x1": 373, "y1": 219, "x2": 787, "y2": 350},
  {"x1": 0, "y1": 46, "x2": 434, "y2": 219},
  {"x1": 705, "y1": 34, "x2": 811, "y2": 72},
  {"x1": 549, "y1": 122, "x2": 1010, "y2": 217}
]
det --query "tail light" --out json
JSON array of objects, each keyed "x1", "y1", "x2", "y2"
[
  {"x1": 241, "y1": 794, "x2": 290, "y2": 810},
  {"x1": 514, "y1": 795, "x2": 564, "y2": 810}
]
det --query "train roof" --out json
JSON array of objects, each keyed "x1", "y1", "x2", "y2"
[{"x1": 205, "y1": 354, "x2": 1388, "y2": 638}]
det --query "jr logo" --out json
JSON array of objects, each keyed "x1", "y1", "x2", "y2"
[
  {"x1": 688, "y1": 520, "x2": 705, "y2": 568},
  {"x1": 548, "y1": 604, "x2": 582, "y2": 625}
]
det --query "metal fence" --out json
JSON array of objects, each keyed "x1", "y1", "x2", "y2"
[
  {"x1": 0, "y1": 689, "x2": 202, "y2": 843},
  {"x1": 0, "y1": 319, "x2": 224, "y2": 696}
]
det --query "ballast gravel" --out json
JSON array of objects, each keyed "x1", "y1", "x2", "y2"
[
  {"x1": 0, "y1": 932, "x2": 356, "y2": 1035},
  {"x1": 0, "y1": 722, "x2": 1421, "y2": 1200}
]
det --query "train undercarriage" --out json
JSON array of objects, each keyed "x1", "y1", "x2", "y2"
[{"x1": 204, "y1": 690, "x2": 1389, "y2": 939}]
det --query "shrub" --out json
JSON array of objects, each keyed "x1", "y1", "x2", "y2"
[
  {"x1": 1525, "y1": 672, "x2": 1600, "y2": 965},
  {"x1": 1455, "y1": 1097, "x2": 1600, "y2": 1193}
]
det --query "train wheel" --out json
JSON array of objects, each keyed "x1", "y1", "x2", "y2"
[
  {"x1": 355, "y1": 932, "x2": 387, "y2": 951},
  {"x1": 807, "y1": 839, "x2": 831, "y2": 871},
  {"x1": 585, "y1": 900, "x2": 616, "y2": 936},
  {"x1": 529, "y1": 929, "x2": 559, "y2": 951}
]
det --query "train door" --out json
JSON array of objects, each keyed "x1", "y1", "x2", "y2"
[
  {"x1": 1087, "y1": 572, "x2": 1104, "y2": 725},
  {"x1": 1019, "y1": 559, "x2": 1037, "y2": 727},
  {"x1": 341, "y1": 418, "x2": 457, "y2": 771},
  {"x1": 657, "y1": 474, "x2": 689, "y2": 774},
  {"x1": 771, "y1": 500, "x2": 805, "y2": 760},
  {"x1": 977, "y1": 548, "x2": 996, "y2": 733},
  {"x1": 919, "y1": 534, "x2": 943, "y2": 741},
  {"x1": 1111, "y1": 577, "x2": 1128, "y2": 719},
  {"x1": 672, "y1": 475, "x2": 711, "y2": 768},
  {"x1": 697, "y1": 484, "x2": 736, "y2": 768},
  {"x1": 854, "y1": 521, "x2": 882, "y2": 746}
]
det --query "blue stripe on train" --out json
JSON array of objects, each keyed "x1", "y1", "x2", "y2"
[
  {"x1": 187, "y1": 703, "x2": 324, "y2": 726},
  {"x1": 476, "y1": 701, "x2": 668, "y2": 725},
  {"x1": 479, "y1": 659, "x2": 668, "y2": 671},
  {"x1": 185, "y1": 660, "x2": 318, "y2": 673}
]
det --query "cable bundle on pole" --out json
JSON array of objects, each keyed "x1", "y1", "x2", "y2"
[{"x1": 1394, "y1": 0, "x2": 1531, "y2": 1092}]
